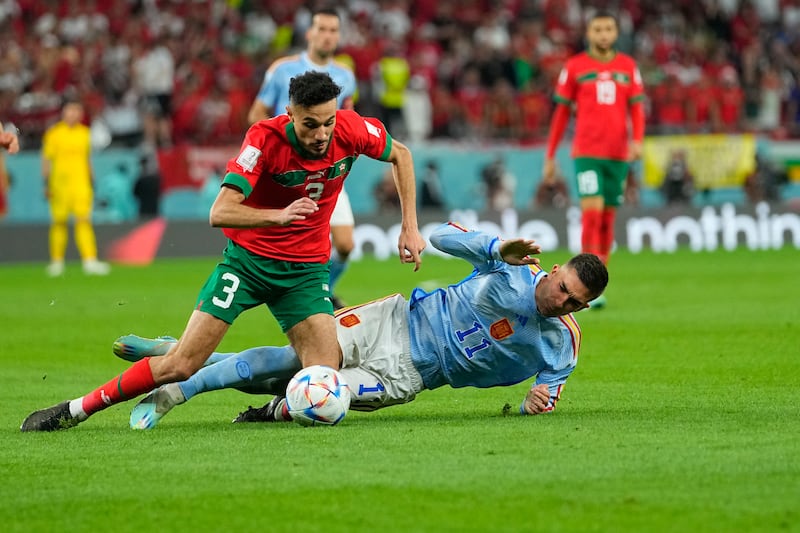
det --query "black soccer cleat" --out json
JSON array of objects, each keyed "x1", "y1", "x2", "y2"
[
  {"x1": 232, "y1": 396, "x2": 285, "y2": 423},
  {"x1": 20, "y1": 401, "x2": 79, "y2": 432}
]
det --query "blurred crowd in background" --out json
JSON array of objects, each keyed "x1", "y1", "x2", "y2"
[{"x1": 1, "y1": 0, "x2": 799, "y2": 151}]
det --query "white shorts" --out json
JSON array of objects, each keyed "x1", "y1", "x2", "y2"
[
  {"x1": 330, "y1": 188, "x2": 354, "y2": 227},
  {"x1": 335, "y1": 293, "x2": 424, "y2": 411}
]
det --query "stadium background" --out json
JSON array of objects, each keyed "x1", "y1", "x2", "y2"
[
  {"x1": 1, "y1": 1, "x2": 800, "y2": 261},
  {"x1": 2, "y1": 4, "x2": 799, "y2": 532}
]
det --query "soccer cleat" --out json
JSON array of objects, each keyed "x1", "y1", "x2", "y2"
[
  {"x1": 232, "y1": 396, "x2": 286, "y2": 423},
  {"x1": 589, "y1": 294, "x2": 607, "y2": 310},
  {"x1": 20, "y1": 401, "x2": 78, "y2": 432},
  {"x1": 129, "y1": 383, "x2": 185, "y2": 430},
  {"x1": 46, "y1": 261, "x2": 65, "y2": 277},
  {"x1": 82, "y1": 259, "x2": 111, "y2": 276},
  {"x1": 113, "y1": 334, "x2": 177, "y2": 362}
]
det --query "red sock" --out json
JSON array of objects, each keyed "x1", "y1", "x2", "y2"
[
  {"x1": 81, "y1": 358, "x2": 156, "y2": 416},
  {"x1": 581, "y1": 209, "x2": 603, "y2": 258},
  {"x1": 598, "y1": 208, "x2": 617, "y2": 264}
]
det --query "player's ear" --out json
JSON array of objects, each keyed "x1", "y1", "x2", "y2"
[{"x1": 550, "y1": 264, "x2": 560, "y2": 275}]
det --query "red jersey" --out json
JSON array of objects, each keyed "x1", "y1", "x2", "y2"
[
  {"x1": 553, "y1": 51, "x2": 644, "y2": 160},
  {"x1": 222, "y1": 109, "x2": 392, "y2": 262}
]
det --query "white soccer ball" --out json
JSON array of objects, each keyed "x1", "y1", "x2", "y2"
[{"x1": 285, "y1": 365, "x2": 351, "y2": 426}]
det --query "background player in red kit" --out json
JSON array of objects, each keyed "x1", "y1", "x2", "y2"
[
  {"x1": 21, "y1": 71, "x2": 426, "y2": 432},
  {"x1": 542, "y1": 11, "x2": 644, "y2": 306},
  {"x1": 0, "y1": 121, "x2": 19, "y2": 219}
]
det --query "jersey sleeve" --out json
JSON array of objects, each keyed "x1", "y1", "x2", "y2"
[
  {"x1": 257, "y1": 67, "x2": 283, "y2": 113},
  {"x1": 628, "y1": 62, "x2": 645, "y2": 104},
  {"x1": 519, "y1": 365, "x2": 574, "y2": 415},
  {"x1": 429, "y1": 222, "x2": 507, "y2": 273},
  {"x1": 341, "y1": 70, "x2": 358, "y2": 103},
  {"x1": 222, "y1": 124, "x2": 271, "y2": 198},
  {"x1": 553, "y1": 61, "x2": 577, "y2": 105},
  {"x1": 41, "y1": 128, "x2": 55, "y2": 161},
  {"x1": 345, "y1": 111, "x2": 393, "y2": 161}
]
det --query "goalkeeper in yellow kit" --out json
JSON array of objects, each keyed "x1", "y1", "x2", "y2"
[{"x1": 41, "y1": 100, "x2": 109, "y2": 276}]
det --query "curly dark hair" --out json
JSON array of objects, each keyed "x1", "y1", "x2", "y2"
[
  {"x1": 566, "y1": 253, "x2": 609, "y2": 298},
  {"x1": 288, "y1": 71, "x2": 342, "y2": 109}
]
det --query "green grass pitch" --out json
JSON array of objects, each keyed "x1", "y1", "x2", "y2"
[{"x1": 1, "y1": 247, "x2": 799, "y2": 532}]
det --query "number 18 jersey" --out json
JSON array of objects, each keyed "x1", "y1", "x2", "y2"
[{"x1": 554, "y1": 51, "x2": 644, "y2": 160}]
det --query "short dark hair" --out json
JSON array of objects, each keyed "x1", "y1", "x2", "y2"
[
  {"x1": 589, "y1": 10, "x2": 618, "y2": 26},
  {"x1": 312, "y1": 6, "x2": 340, "y2": 20},
  {"x1": 566, "y1": 253, "x2": 609, "y2": 298},
  {"x1": 288, "y1": 71, "x2": 342, "y2": 108}
]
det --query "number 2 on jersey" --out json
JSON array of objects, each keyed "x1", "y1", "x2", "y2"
[{"x1": 305, "y1": 182, "x2": 324, "y2": 201}]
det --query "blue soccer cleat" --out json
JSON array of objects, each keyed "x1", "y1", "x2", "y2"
[
  {"x1": 129, "y1": 384, "x2": 185, "y2": 430},
  {"x1": 113, "y1": 334, "x2": 177, "y2": 362}
]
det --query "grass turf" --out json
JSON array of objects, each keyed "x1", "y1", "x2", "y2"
[{"x1": 1, "y1": 248, "x2": 799, "y2": 532}]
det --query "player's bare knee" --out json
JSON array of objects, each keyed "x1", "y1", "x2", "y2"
[{"x1": 160, "y1": 353, "x2": 202, "y2": 381}]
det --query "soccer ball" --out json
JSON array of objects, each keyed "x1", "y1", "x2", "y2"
[{"x1": 285, "y1": 365, "x2": 351, "y2": 426}]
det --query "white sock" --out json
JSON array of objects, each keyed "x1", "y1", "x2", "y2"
[
  {"x1": 68, "y1": 398, "x2": 88, "y2": 421},
  {"x1": 163, "y1": 383, "x2": 186, "y2": 405}
]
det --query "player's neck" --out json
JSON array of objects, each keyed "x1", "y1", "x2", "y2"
[
  {"x1": 306, "y1": 50, "x2": 332, "y2": 67},
  {"x1": 588, "y1": 47, "x2": 616, "y2": 62}
]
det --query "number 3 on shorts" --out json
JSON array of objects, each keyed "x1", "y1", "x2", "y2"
[
  {"x1": 212, "y1": 272, "x2": 240, "y2": 309},
  {"x1": 577, "y1": 170, "x2": 600, "y2": 196}
]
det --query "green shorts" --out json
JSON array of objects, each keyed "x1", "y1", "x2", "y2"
[
  {"x1": 573, "y1": 157, "x2": 630, "y2": 207},
  {"x1": 196, "y1": 240, "x2": 333, "y2": 332}
]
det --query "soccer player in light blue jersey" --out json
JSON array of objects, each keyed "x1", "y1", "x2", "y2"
[
  {"x1": 121, "y1": 222, "x2": 608, "y2": 429},
  {"x1": 248, "y1": 7, "x2": 358, "y2": 309}
]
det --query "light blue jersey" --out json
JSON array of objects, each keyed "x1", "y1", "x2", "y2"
[
  {"x1": 256, "y1": 52, "x2": 357, "y2": 115},
  {"x1": 408, "y1": 223, "x2": 583, "y2": 411}
]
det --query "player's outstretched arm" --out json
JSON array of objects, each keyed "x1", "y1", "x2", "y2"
[{"x1": 385, "y1": 139, "x2": 425, "y2": 270}]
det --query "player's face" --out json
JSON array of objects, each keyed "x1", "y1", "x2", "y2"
[
  {"x1": 307, "y1": 14, "x2": 341, "y2": 59},
  {"x1": 586, "y1": 16, "x2": 618, "y2": 53},
  {"x1": 62, "y1": 103, "x2": 84, "y2": 125},
  {"x1": 288, "y1": 99, "x2": 337, "y2": 158},
  {"x1": 535, "y1": 264, "x2": 593, "y2": 317}
]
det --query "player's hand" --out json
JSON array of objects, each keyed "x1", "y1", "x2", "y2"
[
  {"x1": 278, "y1": 197, "x2": 318, "y2": 225},
  {"x1": 542, "y1": 158, "x2": 556, "y2": 183},
  {"x1": 0, "y1": 131, "x2": 19, "y2": 154},
  {"x1": 499, "y1": 238, "x2": 541, "y2": 266},
  {"x1": 628, "y1": 141, "x2": 642, "y2": 162},
  {"x1": 523, "y1": 383, "x2": 551, "y2": 414},
  {"x1": 397, "y1": 227, "x2": 426, "y2": 272}
]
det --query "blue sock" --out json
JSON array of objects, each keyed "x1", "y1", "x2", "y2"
[
  {"x1": 178, "y1": 346, "x2": 301, "y2": 400},
  {"x1": 329, "y1": 255, "x2": 348, "y2": 291}
]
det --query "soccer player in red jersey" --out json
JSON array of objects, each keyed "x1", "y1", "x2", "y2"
[
  {"x1": 542, "y1": 11, "x2": 645, "y2": 306},
  {"x1": 21, "y1": 71, "x2": 427, "y2": 432}
]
